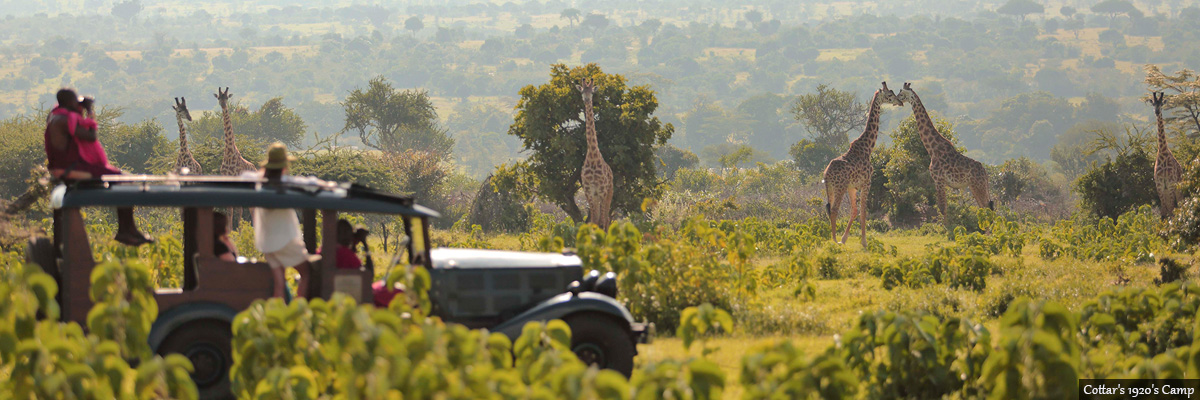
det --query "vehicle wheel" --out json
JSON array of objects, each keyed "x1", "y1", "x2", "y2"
[
  {"x1": 25, "y1": 236, "x2": 56, "y2": 278},
  {"x1": 563, "y1": 313, "x2": 635, "y2": 377},
  {"x1": 157, "y1": 320, "x2": 233, "y2": 400}
]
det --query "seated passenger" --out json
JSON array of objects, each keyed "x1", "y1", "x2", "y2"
[
  {"x1": 332, "y1": 219, "x2": 362, "y2": 270},
  {"x1": 250, "y1": 143, "x2": 312, "y2": 299},
  {"x1": 213, "y1": 212, "x2": 238, "y2": 262}
]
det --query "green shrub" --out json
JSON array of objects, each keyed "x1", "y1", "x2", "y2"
[
  {"x1": 740, "y1": 342, "x2": 857, "y2": 399},
  {"x1": 816, "y1": 253, "x2": 840, "y2": 280},
  {"x1": 982, "y1": 299, "x2": 1080, "y2": 399},
  {"x1": 1037, "y1": 206, "x2": 1161, "y2": 263},
  {"x1": 949, "y1": 255, "x2": 992, "y2": 292},
  {"x1": 1155, "y1": 257, "x2": 1190, "y2": 285},
  {"x1": 1075, "y1": 145, "x2": 1156, "y2": 220},
  {"x1": 1, "y1": 261, "x2": 196, "y2": 399}
]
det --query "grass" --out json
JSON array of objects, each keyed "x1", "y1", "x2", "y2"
[
  {"x1": 816, "y1": 48, "x2": 869, "y2": 62},
  {"x1": 597, "y1": 228, "x2": 1178, "y2": 399}
]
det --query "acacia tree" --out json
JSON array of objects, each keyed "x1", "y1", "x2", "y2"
[
  {"x1": 341, "y1": 76, "x2": 453, "y2": 157},
  {"x1": 1145, "y1": 65, "x2": 1200, "y2": 138},
  {"x1": 791, "y1": 84, "x2": 867, "y2": 150},
  {"x1": 997, "y1": 0, "x2": 1045, "y2": 22},
  {"x1": 560, "y1": 8, "x2": 581, "y2": 26},
  {"x1": 404, "y1": 16, "x2": 424, "y2": 36},
  {"x1": 507, "y1": 63, "x2": 674, "y2": 222},
  {"x1": 1091, "y1": 0, "x2": 1142, "y2": 20},
  {"x1": 111, "y1": 0, "x2": 143, "y2": 23}
]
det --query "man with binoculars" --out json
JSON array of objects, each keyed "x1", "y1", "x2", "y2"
[{"x1": 43, "y1": 88, "x2": 153, "y2": 246}]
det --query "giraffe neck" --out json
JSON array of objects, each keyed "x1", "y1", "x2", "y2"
[
  {"x1": 221, "y1": 104, "x2": 242, "y2": 159},
  {"x1": 848, "y1": 91, "x2": 883, "y2": 156},
  {"x1": 176, "y1": 115, "x2": 190, "y2": 155},
  {"x1": 1156, "y1": 106, "x2": 1170, "y2": 157},
  {"x1": 583, "y1": 97, "x2": 602, "y2": 161},
  {"x1": 909, "y1": 92, "x2": 954, "y2": 154}
]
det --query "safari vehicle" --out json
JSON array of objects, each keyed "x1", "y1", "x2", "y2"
[{"x1": 25, "y1": 175, "x2": 650, "y2": 398}]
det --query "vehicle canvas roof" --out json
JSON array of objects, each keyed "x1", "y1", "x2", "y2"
[{"x1": 49, "y1": 175, "x2": 441, "y2": 218}]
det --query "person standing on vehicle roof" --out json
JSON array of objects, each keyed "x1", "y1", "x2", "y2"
[
  {"x1": 44, "y1": 88, "x2": 153, "y2": 246},
  {"x1": 248, "y1": 143, "x2": 314, "y2": 299}
]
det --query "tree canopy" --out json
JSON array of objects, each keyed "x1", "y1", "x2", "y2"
[
  {"x1": 997, "y1": 0, "x2": 1044, "y2": 21},
  {"x1": 506, "y1": 63, "x2": 674, "y2": 222},
  {"x1": 341, "y1": 76, "x2": 453, "y2": 156},
  {"x1": 791, "y1": 84, "x2": 867, "y2": 150}
]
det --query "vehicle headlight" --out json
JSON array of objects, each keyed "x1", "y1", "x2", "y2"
[
  {"x1": 594, "y1": 272, "x2": 618, "y2": 298},
  {"x1": 581, "y1": 269, "x2": 601, "y2": 291}
]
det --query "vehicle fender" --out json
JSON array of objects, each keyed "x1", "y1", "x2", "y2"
[
  {"x1": 148, "y1": 302, "x2": 238, "y2": 352},
  {"x1": 492, "y1": 292, "x2": 634, "y2": 341}
]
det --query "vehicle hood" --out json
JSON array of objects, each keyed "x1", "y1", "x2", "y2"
[{"x1": 430, "y1": 248, "x2": 582, "y2": 269}]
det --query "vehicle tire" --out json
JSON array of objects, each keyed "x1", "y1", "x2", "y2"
[
  {"x1": 563, "y1": 313, "x2": 635, "y2": 377},
  {"x1": 157, "y1": 320, "x2": 233, "y2": 400},
  {"x1": 25, "y1": 236, "x2": 56, "y2": 279}
]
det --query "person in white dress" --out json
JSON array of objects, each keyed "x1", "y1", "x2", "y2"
[{"x1": 247, "y1": 143, "x2": 313, "y2": 298}]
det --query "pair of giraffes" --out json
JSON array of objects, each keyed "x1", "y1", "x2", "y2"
[
  {"x1": 825, "y1": 83, "x2": 1186, "y2": 247},
  {"x1": 823, "y1": 82, "x2": 993, "y2": 246},
  {"x1": 170, "y1": 87, "x2": 256, "y2": 177}
]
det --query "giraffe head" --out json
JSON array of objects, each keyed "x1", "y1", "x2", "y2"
[
  {"x1": 577, "y1": 78, "x2": 596, "y2": 104},
  {"x1": 1150, "y1": 91, "x2": 1166, "y2": 113},
  {"x1": 172, "y1": 97, "x2": 192, "y2": 121},
  {"x1": 896, "y1": 82, "x2": 918, "y2": 105},
  {"x1": 214, "y1": 87, "x2": 233, "y2": 108},
  {"x1": 878, "y1": 81, "x2": 903, "y2": 107}
]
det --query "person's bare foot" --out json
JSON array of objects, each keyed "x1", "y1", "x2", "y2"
[{"x1": 114, "y1": 231, "x2": 154, "y2": 246}]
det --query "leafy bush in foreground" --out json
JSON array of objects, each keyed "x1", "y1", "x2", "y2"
[{"x1": 0, "y1": 260, "x2": 196, "y2": 399}]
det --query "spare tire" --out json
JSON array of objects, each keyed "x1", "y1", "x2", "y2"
[{"x1": 563, "y1": 312, "x2": 636, "y2": 377}]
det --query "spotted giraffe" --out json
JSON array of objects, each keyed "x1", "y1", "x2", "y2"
[
  {"x1": 215, "y1": 87, "x2": 256, "y2": 176},
  {"x1": 896, "y1": 82, "x2": 993, "y2": 220},
  {"x1": 171, "y1": 97, "x2": 202, "y2": 175},
  {"x1": 1152, "y1": 91, "x2": 1182, "y2": 219},
  {"x1": 215, "y1": 87, "x2": 256, "y2": 228},
  {"x1": 823, "y1": 82, "x2": 902, "y2": 246},
  {"x1": 578, "y1": 78, "x2": 614, "y2": 230}
]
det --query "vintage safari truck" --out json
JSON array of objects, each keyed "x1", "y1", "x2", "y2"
[{"x1": 25, "y1": 175, "x2": 649, "y2": 398}]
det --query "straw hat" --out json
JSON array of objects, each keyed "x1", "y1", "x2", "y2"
[{"x1": 261, "y1": 142, "x2": 296, "y2": 169}]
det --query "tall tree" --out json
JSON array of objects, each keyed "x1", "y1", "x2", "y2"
[
  {"x1": 111, "y1": 0, "x2": 143, "y2": 23},
  {"x1": 404, "y1": 16, "x2": 424, "y2": 36},
  {"x1": 582, "y1": 13, "x2": 610, "y2": 32},
  {"x1": 1091, "y1": 0, "x2": 1141, "y2": 20},
  {"x1": 560, "y1": 8, "x2": 581, "y2": 26},
  {"x1": 997, "y1": 0, "x2": 1045, "y2": 22},
  {"x1": 791, "y1": 84, "x2": 867, "y2": 150},
  {"x1": 507, "y1": 64, "x2": 674, "y2": 222},
  {"x1": 341, "y1": 76, "x2": 453, "y2": 156},
  {"x1": 744, "y1": 10, "x2": 764, "y2": 24}
]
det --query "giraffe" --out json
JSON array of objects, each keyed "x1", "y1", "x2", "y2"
[
  {"x1": 1151, "y1": 91, "x2": 1182, "y2": 219},
  {"x1": 215, "y1": 87, "x2": 256, "y2": 228},
  {"x1": 578, "y1": 77, "x2": 614, "y2": 230},
  {"x1": 896, "y1": 82, "x2": 993, "y2": 220},
  {"x1": 215, "y1": 87, "x2": 256, "y2": 176},
  {"x1": 171, "y1": 97, "x2": 202, "y2": 175},
  {"x1": 823, "y1": 82, "x2": 903, "y2": 246}
]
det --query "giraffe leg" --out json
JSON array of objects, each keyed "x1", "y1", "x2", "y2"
[
  {"x1": 858, "y1": 183, "x2": 870, "y2": 247},
  {"x1": 969, "y1": 182, "x2": 990, "y2": 210},
  {"x1": 1163, "y1": 187, "x2": 1179, "y2": 219},
  {"x1": 841, "y1": 189, "x2": 858, "y2": 244},
  {"x1": 1156, "y1": 186, "x2": 1169, "y2": 219},
  {"x1": 583, "y1": 191, "x2": 595, "y2": 225},
  {"x1": 826, "y1": 185, "x2": 846, "y2": 243},
  {"x1": 934, "y1": 181, "x2": 949, "y2": 223},
  {"x1": 597, "y1": 194, "x2": 611, "y2": 231}
]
